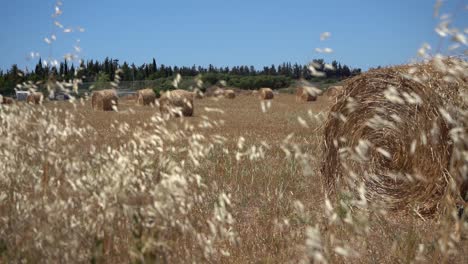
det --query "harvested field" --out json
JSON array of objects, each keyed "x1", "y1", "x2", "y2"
[{"x1": 1, "y1": 90, "x2": 467, "y2": 263}]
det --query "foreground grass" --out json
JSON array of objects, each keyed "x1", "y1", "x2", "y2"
[{"x1": 0, "y1": 94, "x2": 466, "y2": 263}]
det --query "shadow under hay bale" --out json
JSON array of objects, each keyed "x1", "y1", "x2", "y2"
[
  {"x1": 159, "y1": 89, "x2": 194, "y2": 117},
  {"x1": 26, "y1": 92, "x2": 44, "y2": 105},
  {"x1": 258, "y1": 88, "x2": 274, "y2": 100},
  {"x1": 92, "y1": 89, "x2": 118, "y2": 111},
  {"x1": 224, "y1": 89, "x2": 236, "y2": 99},
  {"x1": 296, "y1": 87, "x2": 317, "y2": 102},
  {"x1": 136, "y1": 89, "x2": 156, "y2": 106},
  {"x1": 321, "y1": 59, "x2": 468, "y2": 215}
]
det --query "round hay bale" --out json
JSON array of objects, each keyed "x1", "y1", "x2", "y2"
[
  {"x1": 213, "y1": 88, "x2": 224, "y2": 97},
  {"x1": 1, "y1": 96, "x2": 14, "y2": 105},
  {"x1": 321, "y1": 60, "x2": 468, "y2": 215},
  {"x1": 91, "y1": 89, "x2": 118, "y2": 111},
  {"x1": 26, "y1": 92, "x2": 44, "y2": 105},
  {"x1": 159, "y1": 89, "x2": 194, "y2": 117},
  {"x1": 296, "y1": 87, "x2": 317, "y2": 102},
  {"x1": 205, "y1": 86, "x2": 224, "y2": 97},
  {"x1": 259, "y1": 88, "x2": 274, "y2": 100},
  {"x1": 224, "y1": 89, "x2": 236, "y2": 99},
  {"x1": 136, "y1": 88, "x2": 156, "y2": 106}
]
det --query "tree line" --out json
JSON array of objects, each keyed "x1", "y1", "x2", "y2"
[{"x1": 0, "y1": 58, "x2": 361, "y2": 95}]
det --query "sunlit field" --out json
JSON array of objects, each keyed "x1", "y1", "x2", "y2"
[
  {"x1": 1, "y1": 90, "x2": 467, "y2": 263},
  {"x1": 1, "y1": 0, "x2": 467, "y2": 263}
]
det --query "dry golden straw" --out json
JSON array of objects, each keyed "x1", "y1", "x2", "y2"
[
  {"x1": 321, "y1": 59, "x2": 468, "y2": 215},
  {"x1": 258, "y1": 88, "x2": 274, "y2": 100},
  {"x1": 136, "y1": 88, "x2": 156, "y2": 106},
  {"x1": 159, "y1": 89, "x2": 194, "y2": 117},
  {"x1": 26, "y1": 92, "x2": 43, "y2": 105},
  {"x1": 296, "y1": 87, "x2": 317, "y2": 102},
  {"x1": 91, "y1": 89, "x2": 118, "y2": 111}
]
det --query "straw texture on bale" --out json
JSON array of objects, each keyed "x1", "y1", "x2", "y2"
[
  {"x1": 136, "y1": 89, "x2": 156, "y2": 106},
  {"x1": 259, "y1": 88, "x2": 274, "y2": 100},
  {"x1": 321, "y1": 60, "x2": 468, "y2": 215},
  {"x1": 296, "y1": 87, "x2": 317, "y2": 102},
  {"x1": 159, "y1": 89, "x2": 194, "y2": 117},
  {"x1": 26, "y1": 92, "x2": 44, "y2": 105},
  {"x1": 224, "y1": 89, "x2": 236, "y2": 99},
  {"x1": 1, "y1": 96, "x2": 14, "y2": 105},
  {"x1": 91, "y1": 89, "x2": 118, "y2": 111}
]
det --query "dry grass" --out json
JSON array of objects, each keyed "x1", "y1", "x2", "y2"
[{"x1": 0, "y1": 91, "x2": 466, "y2": 263}]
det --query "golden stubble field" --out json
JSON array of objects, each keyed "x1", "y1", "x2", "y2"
[{"x1": 1, "y1": 93, "x2": 467, "y2": 263}]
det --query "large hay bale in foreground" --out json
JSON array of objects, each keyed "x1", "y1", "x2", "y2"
[
  {"x1": 224, "y1": 89, "x2": 236, "y2": 99},
  {"x1": 258, "y1": 88, "x2": 274, "y2": 100},
  {"x1": 91, "y1": 89, "x2": 118, "y2": 111},
  {"x1": 26, "y1": 92, "x2": 44, "y2": 105},
  {"x1": 159, "y1": 89, "x2": 194, "y2": 117},
  {"x1": 321, "y1": 60, "x2": 468, "y2": 215},
  {"x1": 296, "y1": 87, "x2": 317, "y2": 102},
  {"x1": 1, "y1": 96, "x2": 14, "y2": 105},
  {"x1": 136, "y1": 88, "x2": 156, "y2": 106}
]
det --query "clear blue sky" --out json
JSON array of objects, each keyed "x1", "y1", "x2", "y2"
[{"x1": 1, "y1": 0, "x2": 466, "y2": 72}]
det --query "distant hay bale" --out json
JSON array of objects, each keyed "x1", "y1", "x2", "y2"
[
  {"x1": 205, "y1": 86, "x2": 224, "y2": 97},
  {"x1": 296, "y1": 87, "x2": 317, "y2": 102},
  {"x1": 1, "y1": 96, "x2": 14, "y2": 105},
  {"x1": 136, "y1": 88, "x2": 156, "y2": 106},
  {"x1": 224, "y1": 89, "x2": 236, "y2": 99},
  {"x1": 326, "y1": 85, "x2": 343, "y2": 98},
  {"x1": 321, "y1": 59, "x2": 468, "y2": 215},
  {"x1": 159, "y1": 89, "x2": 194, "y2": 117},
  {"x1": 213, "y1": 88, "x2": 224, "y2": 97},
  {"x1": 91, "y1": 89, "x2": 118, "y2": 111},
  {"x1": 26, "y1": 92, "x2": 44, "y2": 105},
  {"x1": 258, "y1": 88, "x2": 274, "y2": 100}
]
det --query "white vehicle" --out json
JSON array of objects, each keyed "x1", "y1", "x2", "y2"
[{"x1": 15, "y1": 91, "x2": 30, "y2": 101}]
